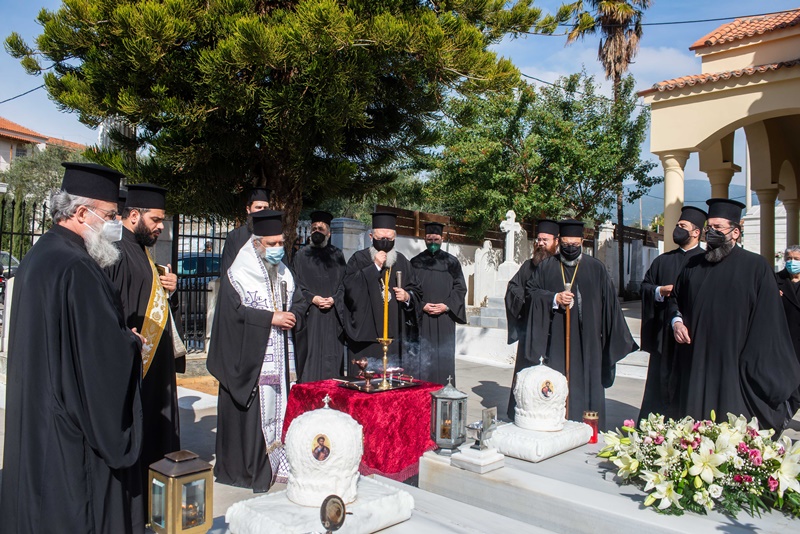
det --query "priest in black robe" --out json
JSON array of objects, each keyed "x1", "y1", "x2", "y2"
[
  {"x1": 776, "y1": 245, "x2": 800, "y2": 417},
  {"x1": 207, "y1": 210, "x2": 307, "y2": 491},
  {"x1": 220, "y1": 187, "x2": 271, "y2": 276},
  {"x1": 105, "y1": 183, "x2": 186, "y2": 515},
  {"x1": 638, "y1": 206, "x2": 706, "y2": 421},
  {"x1": 670, "y1": 199, "x2": 800, "y2": 431},
  {"x1": 292, "y1": 210, "x2": 347, "y2": 382},
  {"x1": 0, "y1": 163, "x2": 145, "y2": 533},
  {"x1": 410, "y1": 222, "x2": 467, "y2": 385},
  {"x1": 341, "y1": 212, "x2": 422, "y2": 377},
  {"x1": 525, "y1": 220, "x2": 638, "y2": 430},
  {"x1": 505, "y1": 219, "x2": 559, "y2": 420}
]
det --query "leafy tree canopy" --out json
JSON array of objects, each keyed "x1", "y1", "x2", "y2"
[
  {"x1": 6, "y1": 0, "x2": 547, "y2": 240},
  {"x1": 3, "y1": 144, "x2": 88, "y2": 205},
  {"x1": 422, "y1": 71, "x2": 659, "y2": 235}
]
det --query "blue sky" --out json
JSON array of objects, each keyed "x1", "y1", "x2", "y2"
[{"x1": 1, "y1": 1, "x2": 797, "y2": 189}]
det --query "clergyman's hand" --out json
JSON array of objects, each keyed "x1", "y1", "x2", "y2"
[
  {"x1": 272, "y1": 311, "x2": 297, "y2": 330},
  {"x1": 131, "y1": 327, "x2": 147, "y2": 347},
  {"x1": 673, "y1": 322, "x2": 691, "y2": 344},
  {"x1": 555, "y1": 291, "x2": 574, "y2": 308},
  {"x1": 393, "y1": 286, "x2": 409, "y2": 303},
  {"x1": 374, "y1": 251, "x2": 387, "y2": 269},
  {"x1": 659, "y1": 284, "x2": 673, "y2": 297},
  {"x1": 160, "y1": 264, "x2": 178, "y2": 293}
]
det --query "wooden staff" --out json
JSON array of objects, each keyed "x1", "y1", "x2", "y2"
[{"x1": 564, "y1": 282, "x2": 571, "y2": 415}]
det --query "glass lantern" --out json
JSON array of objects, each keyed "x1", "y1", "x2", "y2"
[
  {"x1": 149, "y1": 450, "x2": 213, "y2": 534},
  {"x1": 430, "y1": 377, "x2": 468, "y2": 454}
]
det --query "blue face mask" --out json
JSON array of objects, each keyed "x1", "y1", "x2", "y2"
[
  {"x1": 263, "y1": 246, "x2": 285, "y2": 265},
  {"x1": 787, "y1": 259, "x2": 800, "y2": 275}
]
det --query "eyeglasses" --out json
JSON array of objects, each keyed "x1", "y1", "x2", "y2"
[
  {"x1": 706, "y1": 224, "x2": 733, "y2": 233},
  {"x1": 87, "y1": 206, "x2": 118, "y2": 221}
]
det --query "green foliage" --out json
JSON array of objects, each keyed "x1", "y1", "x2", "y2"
[
  {"x1": 6, "y1": 0, "x2": 545, "y2": 235},
  {"x1": 422, "y1": 71, "x2": 659, "y2": 235},
  {"x1": 649, "y1": 212, "x2": 664, "y2": 232}
]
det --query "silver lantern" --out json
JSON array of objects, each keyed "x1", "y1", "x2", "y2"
[{"x1": 430, "y1": 376, "x2": 468, "y2": 454}]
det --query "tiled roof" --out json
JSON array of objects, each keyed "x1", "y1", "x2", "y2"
[
  {"x1": 639, "y1": 58, "x2": 800, "y2": 96},
  {"x1": 47, "y1": 137, "x2": 86, "y2": 151},
  {"x1": 0, "y1": 116, "x2": 48, "y2": 143},
  {"x1": 690, "y1": 9, "x2": 800, "y2": 50}
]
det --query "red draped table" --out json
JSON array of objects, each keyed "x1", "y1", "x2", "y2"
[{"x1": 282, "y1": 379, "x2": 442, "y2": 481}]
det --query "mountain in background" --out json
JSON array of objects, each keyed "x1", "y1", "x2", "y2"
[{"x1": 622, "y1": 180, "x2": 758, "y2": 228}]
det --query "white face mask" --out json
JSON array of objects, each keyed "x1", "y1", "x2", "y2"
[{"x1": 85, "y1": 209, "x2": 123, "y2": 243}]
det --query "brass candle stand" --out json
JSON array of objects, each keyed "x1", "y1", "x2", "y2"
[{"x1": 377, "y1": 337, "x2": 393, "y2": 390}]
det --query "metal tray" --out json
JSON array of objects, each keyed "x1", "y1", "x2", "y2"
[{"x1": 337, "y1": 377, "x2": 420, "y2": 394}]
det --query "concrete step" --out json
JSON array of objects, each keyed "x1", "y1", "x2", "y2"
[
  {"x1": 487, "y1": 297, "x2": 505, "y2": 308},
  {"x1": 479, "y1": 307, "x2": 506, "y2": 319}
]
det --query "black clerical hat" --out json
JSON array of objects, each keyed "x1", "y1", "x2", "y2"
[
  {"x1": 61, "y1": 162, "x2": 124, "y2": 203},
  {"x1": 125, "y1": 183, "x2": 167, "y2": 210},
  {"x1": 536, "y1": 219, "x2": 559, "y2": 237},
  {"x1": 558, "y1": 219, "x2": 584, "y2": 238},
  {"x1": 246, "y1": 188, "x2": 271, "y2": 206},
  {"x1": 117, "y1": 189, "x2": 128, "y2": 213},
  {"x1": 310, "y1": 211, "x2": 334, "y2": 226},
  {"x1": 371, "y1": 212, "x2": 397, "y2": 231},
  {"x1": 706, "y1": 198, "x2": 745, "y2": 223},
  {"x1": 424, "y1": 222, "x2": 444, "y2": 235},
  {"x1": 679, "y1": 206, "x2": 707, "y2": 228},
  {"x1": 251, "y1": 209, "x2": 283, "y2": 236}
]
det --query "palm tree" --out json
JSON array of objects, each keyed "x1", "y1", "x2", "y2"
[{"x1": 544, "y1": 1, "x2": 653, "y2": 296}]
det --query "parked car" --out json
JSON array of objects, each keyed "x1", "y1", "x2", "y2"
[
  {"x1": 176, "y1": 253, "x2": 222, "y2": 336},
  {"x1": 0, "y1": 251, "x2": 21, "y2": 303}
]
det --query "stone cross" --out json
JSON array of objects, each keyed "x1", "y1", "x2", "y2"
[
  {"x1": 499, "y1": 210, "x2": 521, "y2": 264},
  {"x1": 322, "y1": 394, "x2": 332, "y2": 408}
]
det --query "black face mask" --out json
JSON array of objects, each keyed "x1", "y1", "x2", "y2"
[
  {"x1": 560, "y1": 244, "x2": 581, "y2": 261},
  {"x1": 705, "y1": 228, "x2": 730, "y2": 250},
  {"x1": 373, "y1": 238, "x2": 394, "y2": 252},
  {"x1": 672, "y1": 226, "x2": 691, "y2": 246},
  {"x1": 310, "y1": 231, "x2": 326, "y2": 246}
]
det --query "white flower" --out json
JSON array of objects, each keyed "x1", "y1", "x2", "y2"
[
  {"x1": 775, "y1": 448, "x2": 800, "y2": 497},
  {"x1": 652, "y1": 480, "x2": 684, "y2": 510},
  {"x1": 693, "y1": 489, "x2": 714, "y2": 511},
  {"x1": 708, "y1": 484, "x2": 723, "y2": 499},
  {"x1": 714, "y1": 428, "x2": 738, "y2": 460},
  {"x1": 613, "y1": 452, "x2": 640, "y2": 479},
  {"x1": 641, "y1": 470, "x2": 665, "y2": 492},
  {"x1": 688, "y1": 438, "x2": 726, "y2": 484},
  {"x1": 654, "y1": 441, "x2": 682, "y2": 468},
  {"x1": 732, "y1": 456, "x2": 745, "y2": 469}
]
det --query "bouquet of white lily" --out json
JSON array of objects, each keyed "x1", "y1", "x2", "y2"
[{"x1": 598, "y1": 412, "x2": 800, "y2": 518}]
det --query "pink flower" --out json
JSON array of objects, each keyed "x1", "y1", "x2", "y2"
[
  {"x1": 644, "y1": 436, "x2": 653, "y2": 445},
  {"x1": 749, "y1": 449, "x2": 762, "y2": 466},
  {"x1": 733, "y1": 474, "x2": 743, "y2": 483},
  {"x1": 624, "y1": 419, "x2": 635, "y2": 428},
  {"x1": 654, "y1": 435, "x2": 665, "y2": 445},
  {"x1": 768, "y1": 476, "x2": 779, "y2": 492},
  {"x1": 693, "y1": 421, "x2": 702, "y2": 432},
  {"x1": 738, "y1": 442, "x2": 749, "y2": 454},
  {"x1": 743, "y1": 475, "x2": 753, "y2": 483}
]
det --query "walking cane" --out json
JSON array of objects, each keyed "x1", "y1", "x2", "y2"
[
  {"x1": 564, "y1": 282, "x2": 571, "y2": 416},
  {"x1": 280, "y1": 280, "x2": 291, "y2": 387}
]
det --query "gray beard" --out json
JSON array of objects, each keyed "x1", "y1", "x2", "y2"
[
  {"x1": 558, "y1": 253, "x2": 581, "y2": 267},
  {"x1": 705, "y1": 240, "x2": 735, "y2": 263},
  {"x1": 264, "y1": 260, "x2": 280, "y2": 282},
  {"x1": 84, "y1": 228, "x2": 121, "y2": 269},
  {"x1": 369, "y1": 246, "x2": 397, "y2": 268}
]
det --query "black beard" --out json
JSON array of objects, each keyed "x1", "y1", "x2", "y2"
[
  {"x1": 133, "y1": 219, "x2": 158, "y2": 247},
  {"x1": 705, "y1": 240, "x2": 735, "y2": 263},
  {"x1": 532, "y1": 247, "x2": 553, "y2": 266}
]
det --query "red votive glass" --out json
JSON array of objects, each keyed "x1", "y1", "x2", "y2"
[{"x1": 583, "y1": 411, "x2": 599, "y2": 444}]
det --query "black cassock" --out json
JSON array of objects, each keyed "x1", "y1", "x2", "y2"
[
  {"x1": 207, "y1": 250, "x2": 306, "y2": 492},
  {"x1": 525, "y1": 255, "x2": 638, "y2": 430},
  {"x1": 0, "y1": 225, "x2": 144, "y2": 533},
  {"x1": 504, "y1": 259, "x2": 536, "y2": 420},
  {"x1": 669, "y1": 246, "x2": 800, "y2": 431},
  {"x1": 638, "y1": 246, "x2": 703, "y2": 421},
  {"x1": 292, "y1": 243, "x2": 347, "y2": 382},
  {"x1": 409, "y1": 249, "x2": 467, "y2": 385},
  {"x1": 105, "y1": 228, "x2": 182, "y2": 497},
  {"x1": 341, "y1": 249, "x2": 422, "y2": 377},
  {"x1": 775, "y1": 268, "x2": 800, "y2": 415}
]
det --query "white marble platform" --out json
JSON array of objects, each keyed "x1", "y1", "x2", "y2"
[
  {"x1": 486, "y1": 420, "x2": 592, "y2": 463},
  {"x1": 226, "y1": 476, "x2": 413, "y2": 534},
  {"x1": 419, "y1": 444, "x2": 797, "y2": 533}
]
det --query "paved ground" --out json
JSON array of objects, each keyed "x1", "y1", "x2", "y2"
[{"x1": 0, "y1": 300, "x2": 798, "y2": 532}]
